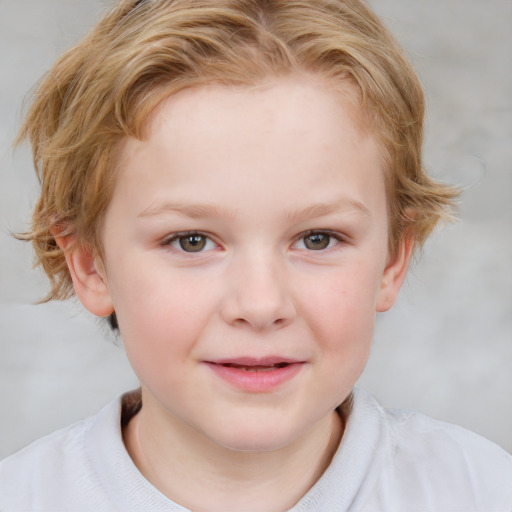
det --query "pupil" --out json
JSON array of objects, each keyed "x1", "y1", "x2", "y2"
[
  {"x1": 305, "y1": 233, "x2": 329, "y2": 250},
  {"x1": 180, "y1": 235, "x2": 206, "y2": 252}
]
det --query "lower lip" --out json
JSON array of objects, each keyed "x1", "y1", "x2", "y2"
[{"x1": 205, "y1": 362, "x2": 304, "y2": 392}]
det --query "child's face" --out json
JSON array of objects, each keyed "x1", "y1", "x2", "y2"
[{"x1": 77, "y1": 76, "x2": 409, "y2": 451}]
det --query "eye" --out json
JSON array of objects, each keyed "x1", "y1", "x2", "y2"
[
  {"x1": 294, "y1": 231, "x2": 341, "y2": 251},
  {"x1": 166, "y1": 232, "x2": 217, "y2": 253}
]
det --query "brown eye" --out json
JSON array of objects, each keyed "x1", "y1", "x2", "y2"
[
  {"x1": 166, "y1": 232, "x2": 216, "y2": 253},
  {"x1": 303, "y1": 233, "x2": 331, "y2": 250},
  {"x1": 166, "y1": 232, "x2": 217, "y2": 253},
  {"x1": 178, "y1": 234, "x2": 207, "y2": 252}
]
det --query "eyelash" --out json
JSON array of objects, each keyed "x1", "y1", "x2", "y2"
[
  {"x1": 162, "y1": 231, "x2": 218, "y2": 253},
  {"x1": 162, "y1": 230, "x2": 344, "y2": 254},
  {"x1": 294, "y1": 230, "x2": 344, "y2": 251}
]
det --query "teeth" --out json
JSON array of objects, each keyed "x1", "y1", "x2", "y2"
[{"x1": 223, "y1": 363, "x2": 288, "y2": 371}]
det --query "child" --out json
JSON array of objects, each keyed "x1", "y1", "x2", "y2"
[{"x1": 1, "y1": 0, "x2": 511, "y2": 510}]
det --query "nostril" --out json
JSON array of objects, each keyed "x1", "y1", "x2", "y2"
[
  {"x1": 220, "y1": 285, "x2": 296, "y2": 330},
  {"x1": 230, "y1": 315, "x2": 289, "y2": 330}
]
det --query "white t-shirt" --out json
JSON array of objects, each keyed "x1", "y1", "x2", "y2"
[{"x1": 1, "y1": 387, "x2": 511, "y2": 511}]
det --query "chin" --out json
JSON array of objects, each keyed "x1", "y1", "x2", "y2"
[{"x1": 207, "y1": 423, "x2": 300, "y2": 453}]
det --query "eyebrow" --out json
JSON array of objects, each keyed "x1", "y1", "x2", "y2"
[
  {"x1": 139, "y1": 197, "x2": 371, "y2": 221},
  {"x1": 283, "y1": 199, "x2": 371, "y2": 222},
  {"x1": 138, "y1": 202, "x2": 237, "y2": 220}
]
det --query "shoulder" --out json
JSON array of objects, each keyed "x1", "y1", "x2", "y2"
[
  {"x1": 380, "y1": 393, "x2": 512, "y2": 509},
  {"x1": 1, "y1": 414, "x2": 92, "y2": 473},
  {"x1": 347, "y1": 388, "x2": 512, "y2": 511},
  {"x1": 384, "y1": 404, "x2": 512, "y2": 477},
  {"x1": 0, "y1": 395, "x2": 124, "y2": 511}
]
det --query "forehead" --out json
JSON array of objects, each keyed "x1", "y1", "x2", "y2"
[
  {"x1": 112, "y1": 76, "x2": 386, "y2": 222},
  {"x1": 146, "y1": 74, "x2": 370, "y2": 142}
]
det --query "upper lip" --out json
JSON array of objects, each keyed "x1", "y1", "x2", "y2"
[{"x1": 206, "y1": 357, "x2": 304, "y2": 366}]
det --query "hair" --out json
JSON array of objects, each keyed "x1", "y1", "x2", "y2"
[{"x1": 17, "y1": 0, "x2": 458, "y2": 303}]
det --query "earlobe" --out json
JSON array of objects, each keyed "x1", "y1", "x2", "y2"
[
  {"x1": 54, "y1": 235, "x2": 115, "y2": 318},
  {"x1": 376, "y1": 237, "x2": 414, "y2": 313}
]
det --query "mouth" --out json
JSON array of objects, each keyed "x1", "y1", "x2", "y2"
[
  {"x1": 204, "y1": 357, "x2": 305, "y2": 392},
  {"x1": 217, "y1": 362, "x2": 292, "y2": 372}
]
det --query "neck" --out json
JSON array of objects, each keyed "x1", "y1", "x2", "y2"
[{"x1": 123, "y1": 392, "x2": 344, "y2": 512}]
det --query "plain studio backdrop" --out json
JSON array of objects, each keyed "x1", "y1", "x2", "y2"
[{"x1": 0, "y1": 0, "x2": 511, "y2": 459}]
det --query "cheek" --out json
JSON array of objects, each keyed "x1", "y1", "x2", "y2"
[
  {"x1": 108, "y1": 263, "x2": 218, "y2": 379},
  {"x1": 111, "y1": 256, "x2": 215, "y2": 328},
  {"x1": 299, "y1": 262, "x2": 382, "y2": 351}
]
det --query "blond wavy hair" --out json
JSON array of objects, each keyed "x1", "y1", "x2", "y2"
[{"x1": 17, "y1": 0, "x2": 458, "y2": 301}]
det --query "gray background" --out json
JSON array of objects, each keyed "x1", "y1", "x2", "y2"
[{"x1": 1, "y1": 0, "x2": 511, "y2": 459}]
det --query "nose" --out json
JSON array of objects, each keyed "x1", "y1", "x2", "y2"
[{"x1": 219, "y1": 251, "x2": 296, "y2": 331}]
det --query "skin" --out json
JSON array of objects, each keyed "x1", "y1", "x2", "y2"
[{"x1": 59, "y1": 75, "x2": 412, "y2": 511}]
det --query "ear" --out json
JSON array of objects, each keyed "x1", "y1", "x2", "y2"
[
  {"x1": 54, "y1": 234, "x2": 114, "y2": 318},
  {"x1": 376, "y1": 236, "x2": 414, "y2": 312}
]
